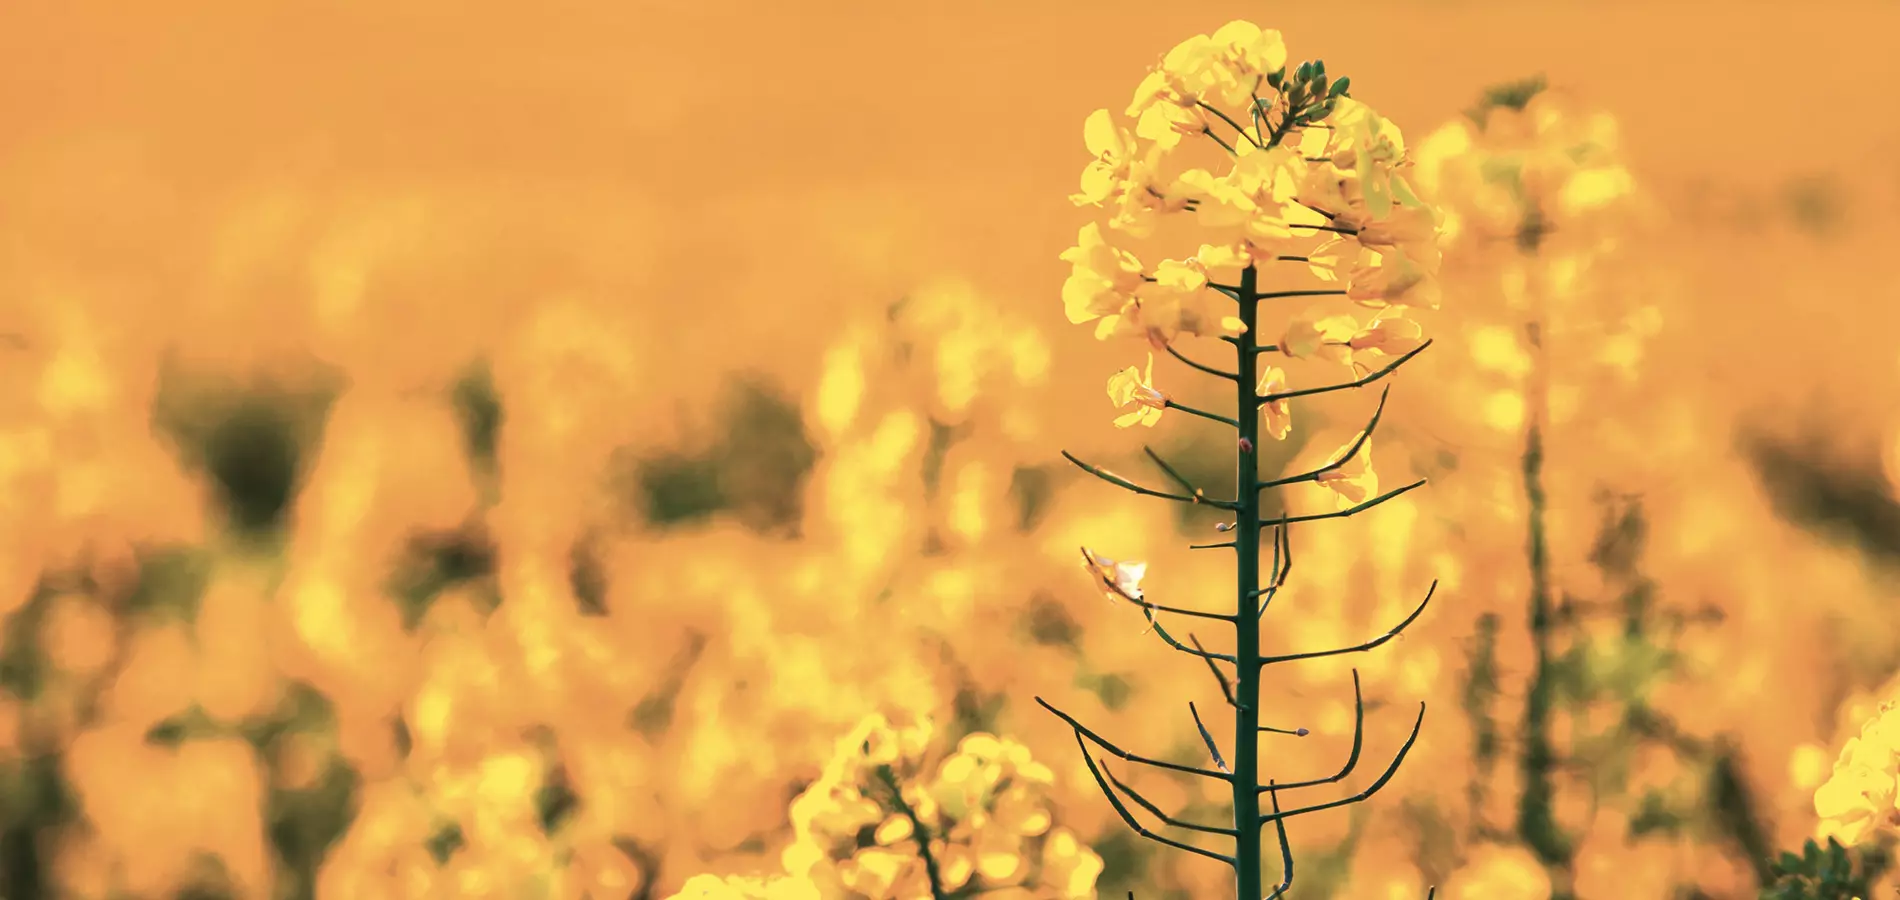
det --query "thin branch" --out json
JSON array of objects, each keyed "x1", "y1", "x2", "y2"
[
  {"x1": 1064, "y1": 450, "x2": 1238, "y2": 510},
  {"x1": 1260, "y1": 340, "x2": 1432, "y2": 404},
  {"x1": 1258, "y1": 703, "x2": 1427, "y2": 825},
  {"x1": 1263, "y1": 780, "x2": 1295, "y2": 899},
  {"x1": 1070, "y1": 732, "x2": 1239, "y2": 866},
  {"x1": 1201, "y1": 126, "x2": 1238, "y2": 155},
  {"x1": 1187, "y1": 701, "x2": 1231, "y2": 773},
  {"x1": 1258, "y1": 386, "x2": 1389, "y2": 491},
  {"x1": 1036, "y1": 697, "x2": 1234, "y2": 782},
  {"x1": 1255, "y1": 289, "x2": 1348, "y2": 301},
  {"x1": 1259, "y1": 581, "x2": 1436, "y2": 667},
  {"x1": 1100, "y1": 763, "x2": 1237, "y2": 836},
  {"x1": 1163, "y1": 399, "x2": 1240, "y2": 429},
  {"x1": 1257, "y1": 479, "x2": 1427, "y2": 527},
  {"x1": 1189, "y1": 634, "x2": 1238, "y2": 708},
  {"x1": 874, "y1": 766, "x2": 950, "y2": 900},
  {"x1": 1160, "y1": 343, "x2": 1239, "y2": 381},
  {"x1": 1144, "y1": 445, "x2": 1231, "y2": 500},
  {"x1": 1195, "y1": 101, "x2": 1261, "y2": 147},
  {"x1": 1148, "y1": 616, "x2": 1237, "y2": 662},
  {"x1": 1258, "y1": 514, "x2": 1294, "y2": 621},
  {"x1": 1189, "y1": 540, "x2": 1238, "y2": 551},
  {"x1": 1083, "y1": 547, "x2": 1237, "y2": 624},
  {"x1": 1257, "y1": 671, "x2": 1367, "y2": 793}
]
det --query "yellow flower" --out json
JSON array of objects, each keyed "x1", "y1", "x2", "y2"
[
  {"x1": 1316, "y1": 435, "x2": 1378, "y2": 507},
  {"x1": 1059, "y1": 223, "x2": 1145, "y2": 327},
  {"x1": 1279, "y1": 310, "x2": 1357, "y2": 363},
  {"x1": 1304, "y1": 236, "x2": 1353, "y2": 283},
  {"x1": 1347, "y1": 245, "x2": 1441, "y2": 310},
  {"x1": 1151, "y1": 257, "x2": 1209, "y2": 296},
  {"x1": 1256, "y1": 365, "x2": 1292, "y2": 440},
  {"x1": 1815, "y1": 702, "x2": 1900, "y2": 845},
  {"x1": 1207, "y1": 20, "x2": 1289, "y2": 82},
  {"x1": 1106, "y1": 354, "x2": 1168, "y2": 428},
  {"x1": 665, "y1": 875, "x2": 820, "y2": 900},
  {"x1": 1041, "y1": 827, "x2": 1106, "y2": 900},
  {"x1": 1345, "y1": 313, "x2": 1426, "y2": 376},
  {"x1": 1072, "y1": 109, "x2": 1138, "y2": 207},
  {"x1": 1355, "y1": 203, "x2": 1440, "y2": 250},
  {"x1": 1152, "y1": 21, "x2": 1287, "y2": 111},
  {"x1": 1177, "y1": 143, "x2": 1309, "y2": 249},
  {"x1": 1324, "y1": 96, "x2": 1411, "y2": 219},
  {"x1": 1081, "y1": 548, "x2": 1146, "y2": 602}
]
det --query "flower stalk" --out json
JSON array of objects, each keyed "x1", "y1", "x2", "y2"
[{"x1": 1049, "y1": 21, "x2": 1448, "y2": 899}]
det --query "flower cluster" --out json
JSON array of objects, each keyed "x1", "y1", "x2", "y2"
[
  {"x1": 671, "y1": 715, "x2": 1101, "y2": 900},
  {"x1": 1061, "y1": 22, "x2": 1441, "y2": 350},
  {"x1": 1815, "y1": 699, "x2": 1900, "y2": 846},
  {"x1": 1059, "y1": 21, "x2": 1442, "y2": 514},
  {"x1": 1410, "y1": 81, "x2": 1635, "y2": 251}
]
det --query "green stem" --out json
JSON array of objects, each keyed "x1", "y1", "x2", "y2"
[
  {"x1": 1515, "y1": 317, "x2": 1576, "y2": 897},
  {"x1": 1232, "y1": 263, "x2": 1267, "y2": 900},
  {"x1": 877, "y1": 765, "x2": 950, "y2": 900}
]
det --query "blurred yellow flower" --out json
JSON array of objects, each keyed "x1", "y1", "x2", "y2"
[
  {"x1": 1106, "y1": 354, "x2": 1168, "y2": 428},
  {"x1": 1316, "y1": 434, "x2": 1379, "y2": 507},
  {"x1": 1346, "y1": 313, "x2": 1426, "y2": 376},
  {"x1": 1280, "y1": 310, "x2": 1358, "y2": 363},
  {"x1": 1257, "y1": 365, "x2": 1293, "y2": 440}
]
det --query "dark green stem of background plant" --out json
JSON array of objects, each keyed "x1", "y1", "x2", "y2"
[
  {"x1": 1232, "y1": 263, "x2": 1268, "y2": 900},
  {"x1": 1515, "y1": 319, "x2": 1578, "y2": 899}
]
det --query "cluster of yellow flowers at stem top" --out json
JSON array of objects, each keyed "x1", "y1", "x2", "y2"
[
  {"x1": 665, "y1": 715, "x2": 1102, "y2": 900},
  {"x1": 1062, "y1": 20, "x2": 1440, "y2": 507}
]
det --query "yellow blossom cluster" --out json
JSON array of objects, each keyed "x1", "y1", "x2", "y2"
[
  {"x1": 1410, "y1": 84, "x2": 1636, "y2": 252},
  {"x1": 669, "y1": 715, "x2": 1102, "y2": 900},
  {"x1": 1058, "y1": 20, "x2": 1444, "y2": 524},
  {"x1": 1814, "y1": 700, "x2": 1900, "y2": 846},
  {"x1": 1059, "y1": 21, "x2": 1441, "y2": 353}
]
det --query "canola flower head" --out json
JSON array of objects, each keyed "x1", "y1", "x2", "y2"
[
  {"x1": 1060, "y1": 22, "x2": 1445, "y2": 439},
  {"x1": 1411, "y1": 83, "x2": 1637, "y2": 247},
  {"x1": 777, "y1": 714, "x2": 1103, "y2": 900}
]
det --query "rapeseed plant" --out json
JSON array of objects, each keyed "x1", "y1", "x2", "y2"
[{"x1": 1047, "y1": 21, "x2": 1444, "y2": 900}]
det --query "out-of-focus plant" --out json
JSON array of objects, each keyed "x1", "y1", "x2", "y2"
[
  {"x1": 1047, "y1": 20, "x2": 1444, "y2": 900},
  {"x1": 1401, "y1": 79, "x2": 1755, "y2": 898},
  {"x1": 666, "y1": 713, "x2": 1104, "y2": 900},
  {"x1": 1758, "y1": 836, "x2": 1891, "y2": 900}
]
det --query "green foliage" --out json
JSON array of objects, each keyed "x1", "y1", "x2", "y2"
[
  {"x1": 624, "y1": 376, "x2": 818, "y2": 536},
  {"x1": 152, "y1": 369, "x2": 340, "y2": 539},
  {"x1": 1465, "y1": 74, "x2": 1550, "y2": 126},
  {"x1": 1759, "y1": 837, "x2": 1893, "y2": 900}
]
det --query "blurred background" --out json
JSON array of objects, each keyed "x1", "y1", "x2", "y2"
[{"x1": 2, "y1": 1, "x2": 1899, "y2": 898}]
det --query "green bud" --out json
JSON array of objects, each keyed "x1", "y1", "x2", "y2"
[
  {"x1": 1266, "y1": 67, "x2": 1285, "y2": 89},
  {"x1": 1313, "y1": 74, "x2": 1329, "y2": 99},
  {"x1": 1329, "y1": 75, "x2": 1351, "y2": 98},
  {"x1": 1295, "y1": 60, "x2": 1312, "y2": 83},
  {"x1": 1314, "y1": 59, "x2": 1327, "y2": 79}
]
